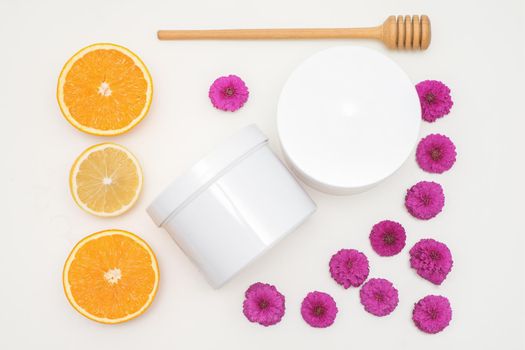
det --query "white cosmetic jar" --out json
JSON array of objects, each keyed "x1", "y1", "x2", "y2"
[
  {"x1": 147, "y1": 125, "x2": 316, "y2": 288},
  {"x1": 277, "y1": 46, "x2": 421, "y2": 194}
]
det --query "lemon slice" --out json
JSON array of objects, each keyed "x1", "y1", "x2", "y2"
[{"x1": 70, "y1": 143, "x2": 143, "y2": 217}]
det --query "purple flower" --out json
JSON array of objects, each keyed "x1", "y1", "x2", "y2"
[
  {"x1": 405, "y1": 181, "x2": 445, "y2": 220},
  {"x1": 369, "y1": 220, "x2": 406, "y2": 257},
  {"x1": 329, "y1": 249, "x2": 369, "y2": 289},
  {"x1": 300, "y1": 291, "x2": 338, "y2": 328},
  {"x1": 242, "y1": 282, "x2": 285, "y2": 326},
  {"x1": 359, "y1": 278, "x2": 399, "y2": 317},
  {"x1": 412, "y1": 295, "x2": 452, "y2": 334},
  {"x1": 416, "y1": 80, "x2": 453, "y2": 122},
  {"x1": 410, "y1": 239, "x2": 453, "y2": 285},
  {"x1": 209, "y1": 74, "x2": 249, "y2": 112},
  {"x1": 416, "y1": 134, "x2": 457, "y2": 174}
]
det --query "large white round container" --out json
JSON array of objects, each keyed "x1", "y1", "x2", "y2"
[
  {"x1": 277, "y1": 46, "x2": 421, "y2": 194},
  {"x1": 147, "y1": 125, "x2": 316, "y2": 288}
]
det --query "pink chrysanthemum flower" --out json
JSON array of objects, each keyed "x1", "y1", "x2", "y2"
[
  {"x1": 300, "y1": 291, "x2": 338, "y2": 328},
  {"x1": 412, "y1": 295, "x2": 452, "y2": 334},
  {"x1": 405, "y1": 181, "x2": 445, "y2": 220},
  {"x1": 242, "y1": 282, "x2": 285, "y2": 326},
  {"x1": 208, "y1": 74, "x2": 249, "y2": 112},
  {"x1": 416, "y1": 80, "x2": 453, "y2": 122},
  {"x1": 409, "y1": 239, "x2": 453, "y2": 285},
  {"x1": 359, "y1": 278, "x2": 399, "y2": 317},
  {"x1": 369, "y1": 220, "x2": 406, "y2": 257},
  {"x1": 329, "y1": 249, "x2": 369, "y2": 289},
  {"x1": 416, "y1": 134, "x2": 457, "y2": 174}
]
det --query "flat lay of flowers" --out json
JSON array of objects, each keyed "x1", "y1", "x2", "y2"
[
  {"x1": 410, "y1": 239, "x2": 453, "y2": 285},
  {"x1": 416, "y1": 134, "x2": 457, "y2": 174},
  {"x1": 241, "y1": 79, "x2": 455, "y2": 334},
  {"x1": 53, "y1": 39, "x2": 457, "y2": 334},
  {"x1": 405, "y1": 181, "x2": 445, "y2": 220},
  {"x1": 359, "y1": 278, "x2": 399, "y2": 317},
  {"x1": 242, "y1": 282, "x2": 285, "y2": 326},
  {"x1": 416, "y1": 80, "x2": 453, "y2": 123},
  {"x1": 369, "y1": 220, "x2": 406, "y2": 257},
  {"x1": 412, "y1": 295, "x2": 452, "y2": 334},
  {"x1": 301, "y1": 291, "x2": 338, "y2": 328},
  {"x1": 209, "y1": 74, "x2": 249, "y2": 112},
  {"x1": 7, "y1": 0, "x2": 524, "y2": 347},
  {"x1": 329, "y1": 249, "x2": 370, "y2": 289}
]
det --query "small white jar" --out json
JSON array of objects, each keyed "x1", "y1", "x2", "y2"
[{"x1": 147, "y1": 125, "x2": 316, "y2": 288}]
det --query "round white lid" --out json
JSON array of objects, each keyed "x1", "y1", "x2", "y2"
[
  {"x1": 147, "y1": 124, "x2": 268, "y2": 226},
  {"x1": 277, "y1": 46, "x2": 421, "y2": 194}
]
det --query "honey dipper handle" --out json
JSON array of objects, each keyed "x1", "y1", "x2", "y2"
[{"x1": 157, "y1": 27, "x2": 382, "y2": 40}]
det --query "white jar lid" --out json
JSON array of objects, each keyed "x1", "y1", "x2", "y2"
[
  {"x1": 277, "y1": 46, "x2": 421, "y2": 194},
  {"x1": 147, "y1": 124, "x2": 267, "y2": 226}
]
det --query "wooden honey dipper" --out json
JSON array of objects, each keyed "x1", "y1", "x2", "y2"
[{"x1": 158, "y1": 15, "x2": 431, "y2": 50}]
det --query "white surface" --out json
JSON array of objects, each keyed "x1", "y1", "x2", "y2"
[
  {"x1": 1, "y1": 0, "x2": 524, "y2": 349},
  {"x1": 278, "y1": 46, "x2": 421, "y2": 193},
  {"x1": 149, "y1": 125, "x2": 315, "y2": 288}
]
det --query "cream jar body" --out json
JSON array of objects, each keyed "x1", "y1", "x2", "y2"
[{"x1": 148, "y1": 125, "x2": 316, "y2": 288}]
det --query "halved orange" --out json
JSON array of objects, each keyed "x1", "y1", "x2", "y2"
[
  {"x1": 70, "y1": 143, "x2": 143, "y2": 217},
  {"x1": 57, "y1": 43, "x2": 153, "y2": 136},
  {"x1": 63, "y1": 230, "x2": 159, "y2": 324}
]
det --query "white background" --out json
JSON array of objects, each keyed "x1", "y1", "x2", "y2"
[{"x1": 1, "y1": 0, "x2": 524, "y2": 349}]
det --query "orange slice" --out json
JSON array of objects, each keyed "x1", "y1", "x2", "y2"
[
  {"x1": 63, "y1": 230, "x2": 160, "y2": 324},
  {"x1": 70, "y1": 143, "x2": 142, "y2": 217},
  {"x1": 57, "y1": 43, "x2": 153, "y2": 136}
]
